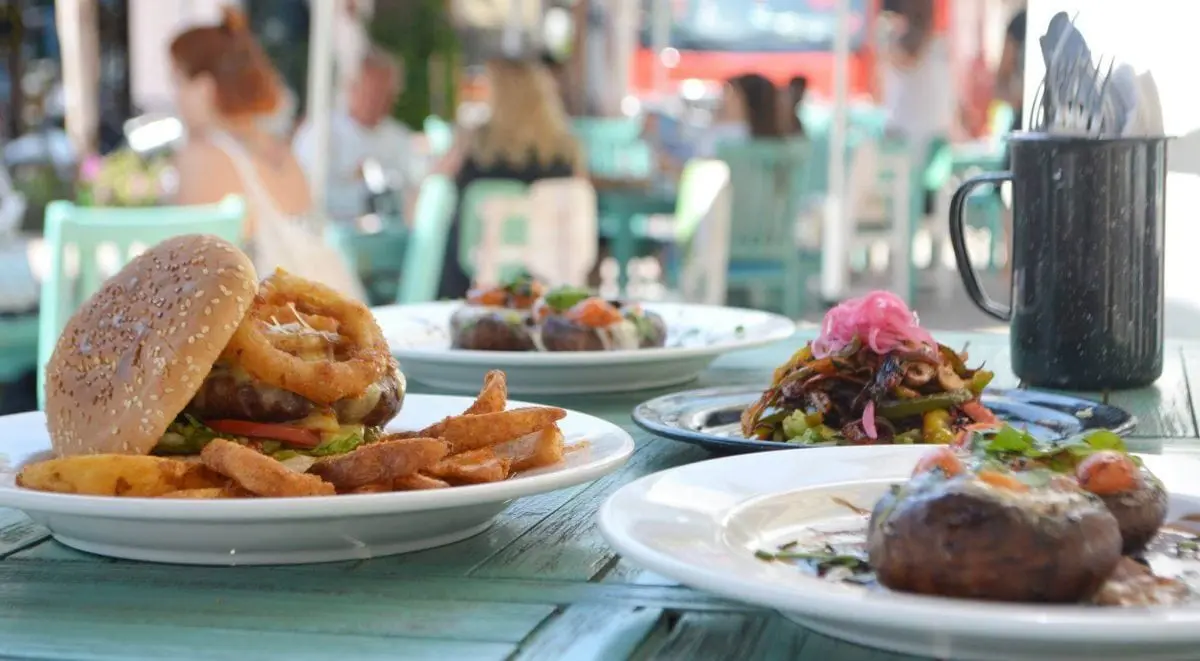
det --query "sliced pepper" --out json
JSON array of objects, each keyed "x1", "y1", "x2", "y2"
[
  {"x1": 875, "y1": 389, "x2": 973, "y2": 420},
  {"x1": 922, "y1": 409, "x2": 956, "y2": 445},
  {"x1": 969, "y1": 370, "x2": 994, "y2": 394},
  {"x1": 960, "y1": 400, "x2": 1000, "y2": 426}
]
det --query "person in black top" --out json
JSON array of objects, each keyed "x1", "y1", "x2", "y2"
[
  {"x1": 434, "y1": 59, "x2": 586, "y2": 300},
  {"x1": 994, "y1": 8, "x2": 1026, "y2": 282},
  {"x1": 996, "y1": 9, "x2": 1027, "y2": 134}
]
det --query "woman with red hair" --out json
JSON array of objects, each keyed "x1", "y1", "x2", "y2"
[{"x1": 169, "y1": 7, "x2": 363, "y2": 299}]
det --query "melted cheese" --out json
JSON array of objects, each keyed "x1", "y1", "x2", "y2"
[
  {"x1": 596, "y1": 319, "x2": 641, "y2": 351},
  {"x1": 293, "y1": 410, "x2": 341, "y2": 433},
  {"x1": 338, "y1": 381, "x2": 383, "y2": 423}
]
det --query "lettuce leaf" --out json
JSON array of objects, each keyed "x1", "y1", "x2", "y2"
[{"x1": 154, "y1": 415, "x2": 225, "y2": 455}]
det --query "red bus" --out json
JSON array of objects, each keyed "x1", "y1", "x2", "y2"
[{"x1": 630, "y1": 0, "x2": 950, "y2": 102}]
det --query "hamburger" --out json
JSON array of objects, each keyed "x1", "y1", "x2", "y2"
[{"x1": 44, "y1": 234, "x2": 405, "y2": 465}]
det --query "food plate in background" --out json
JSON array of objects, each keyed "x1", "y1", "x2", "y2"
[
  {"x1": 373, "y1": 301, "x2": 796, "y2": 394},
  {"x1": 632, "y1": 385, "x2": 1136, "y2": 454},
  {"x1": 598, "y1": 445, "x2": 1200, "y2": 661},
  {"x1": 0, "y1": 394, "x2": 634, "y2": 566}
]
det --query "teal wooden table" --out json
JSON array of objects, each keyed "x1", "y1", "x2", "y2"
[{"x1": 3, "y1": 330, "x2": 1199, "y2": 660}]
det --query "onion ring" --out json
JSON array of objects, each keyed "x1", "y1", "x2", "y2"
[{"x1": 223, "y1": 269, "x2": 393, "y2": 405}]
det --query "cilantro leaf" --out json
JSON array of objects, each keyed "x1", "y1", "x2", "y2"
[{"x1": 542, "y1": 285, "x2": 592, "y2": 313}]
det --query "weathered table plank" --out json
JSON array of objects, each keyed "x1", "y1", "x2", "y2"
[
  {"x1": 472, "y1": 439, "x2": 709, "y2": 581},
  {"x1": 5, "y1": 331, "x2": 1198, "y2": 661},
  {"x1": 0, "y1": 579, "x2": 554, "y2": 642},
  {"x1": 0, "y1": 616, "x2": 516, "y2": 661},
  {"x1": 0, "y1": 509, "x2": 49, "y2": 558},
  {"x1": 511, "y1": 604, "x2": 665, "y2": 661},
  {"x1": 0, "y1": 562, "x2": 748, "y2": 612}
]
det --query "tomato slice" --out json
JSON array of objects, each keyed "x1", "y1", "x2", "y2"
[{"x1": 205, "y1": 420, "x2": 322, "y2": 449}]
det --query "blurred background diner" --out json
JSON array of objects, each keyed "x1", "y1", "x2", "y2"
[{"x1": 7, "y1": 0, "x2": 1200, "y2": 414}]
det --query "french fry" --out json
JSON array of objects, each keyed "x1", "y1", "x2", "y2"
[
  {"x1": 345, "y1": 482, "x2": 391, "y2": 494},
  {"x1": 398, "y1": 370, "x2": 511, "y2": 441},
  {"x1": 463, "y1": 370, "x2": 508, "y2": 415},
  {"x1": 393, "y1": 473, "x2": 451, "y2": 490},
  {"x1": 202, "y1": 439, "x2": 335, "y2": 497},
  {"x1": 493, "y1": 424, "x2": 566, "y2": 472},
  {"x1": 439, "y1": 407, "x2": 566, "y2": 454},
  {"x1": 179, "y1": 463, "x2": 231, "y2": 490},
  {"x1": 425, "y1": 447, "x2": 511, "y2": 485},
  {"x1": 160, "y1": 487, "x2": 228, "y2": 499},
  {"x1": 309, "y1": 437, "x2": 448, "y2": 491},
  {"x1": 17, "y1": 455, "x2": 202, "y2": 497}
]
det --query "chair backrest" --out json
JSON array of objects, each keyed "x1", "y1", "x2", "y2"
[
  {"x1": 571, "y1": 116, "x2": 653, "y2": 179},
  {"x1": 36, "y1": 195, "x2": 246, "y2": 409},
  {"x1": 716, "y1": 139, "x2": 811, "y2": 263},
  {"x1": 397, "y1": 174, "x2": 457, "y2": 303},
  {"x1": 458, "y1": 179, "x2": 531, "y2": 284},
  {"x1": 527, "y1": 178, "x2": 597, "y2": 287},
  {"x1": 424, "y1": 115, "x2": 455, "y2": 157},
  {"x1": 676, "y1": 160, "x2": 732, "y2": 305}
]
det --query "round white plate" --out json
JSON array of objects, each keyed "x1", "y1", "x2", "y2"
[
  {"x1": 599, "y1": 445, "x2": 1200, "y2": 661},
  {"x1": 373, "y1": 301, "x2": 796, "y2": 395},
  {"x1": 0, "y1": 394, "x2": 634, "y2": 566}
]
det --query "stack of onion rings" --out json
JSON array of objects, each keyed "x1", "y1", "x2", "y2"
[{"x1": 223, "y1": 269, "x2": 394, "y2": 405}]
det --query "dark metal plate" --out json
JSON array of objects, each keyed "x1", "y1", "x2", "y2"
[{"x1": 632, "y1": 386, "x2": 1137, "y2": 455}]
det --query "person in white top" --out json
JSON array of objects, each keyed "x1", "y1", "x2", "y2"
[
  {"x1": 169, "y1": 8, "x2": 364, "y2": 300},
  {"x1": 293, "y1": 49, "x2": 422, "y2": 223},
  {"x1": 877, "y1": 0, "x2": 955, "y2": 218},
  {"x1": 879, "y1": 0, "x2": 954, "y2": 159}
]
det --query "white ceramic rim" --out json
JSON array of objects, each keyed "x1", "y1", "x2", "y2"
[
  {"x1": 374, "y1": 301, "x2": 798, "y2": 366},
  {"x1": 0, "y1": 395, "x2": 635, "y2": 522}
]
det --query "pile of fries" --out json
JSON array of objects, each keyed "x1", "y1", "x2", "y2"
[{"x1": 17, "y1": 371, "x2": 569, "y2": 499}]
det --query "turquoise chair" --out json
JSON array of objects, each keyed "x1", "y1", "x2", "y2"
[
  {"x1": 424, "y1": 115, "x2": 455, "y2": 158},
  {"x1": 457, "y1": 179, "x2": 531, "y2": 285},
  {"x1": 718, "y1": 139, "x2": 816, "y2": 319},
  {"x1": 570, "y1": 117, "x2": 653, "y2": 179},
  {"x1": 954, "y1": 104, "x2": 1016, "y2": 268},
  {"x1": 397, "y1": 174, "x2": 456, "y2": 303},
  {"x1": 36, "y1": 196, "x2": 245, "y2": 409},
  {"x1": 325, "y1": 222, "x2": 409, "y2": 305}
]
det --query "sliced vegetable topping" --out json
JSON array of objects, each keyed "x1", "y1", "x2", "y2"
[
  {"x1": 912, "y1": 446, "x2": 965, "y2": 477},
  {"x1": 541, "y1": 285, "x2": 592, "y2": 314},
  {"x1": 1075, "y1": 450, "x2": 1140, "y2": 495},
  {"x1": 811, "y1": 291, "x2": 935, "y2": 359},
  {"x1": 564, "y1": 297, "x2": 624, "y2": 328},
  {"x1": 205, "y1": 420, "x2": 322, "y2": 448}
]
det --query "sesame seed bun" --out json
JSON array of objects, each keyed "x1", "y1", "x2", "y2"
[{"x1": 44, "y1": 234, "x2": 259, "y2": 457}]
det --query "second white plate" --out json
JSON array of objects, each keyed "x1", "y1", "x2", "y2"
[
  {"x1": 0, "y1": 394, "x2": 635, "y2": 566},
  {"x1": 373, "y1": 301, "x2": 797, "y2": 394},
  {"x1": 599, "y1": 445, "x2": 1200, "y2": 661}
]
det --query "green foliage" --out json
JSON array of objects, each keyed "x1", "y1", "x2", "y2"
[{"x1": 369, "y1": 0, "x2": 461, "y2": 130}]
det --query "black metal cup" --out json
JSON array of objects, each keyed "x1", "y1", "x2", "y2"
[{"x1": 949, "y1": 133, "x2": 1169, "y2": 390}]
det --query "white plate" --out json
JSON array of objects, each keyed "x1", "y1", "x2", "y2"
[
  {"x1": 373, "y1": 301, "x2": 796, "y2": 394},
  {"x1": 0, "y1": 394, "x2": 634, "y2": 566},
  {"x1": 599, "y1": 445, "x2": 1200, "y2": 661}
]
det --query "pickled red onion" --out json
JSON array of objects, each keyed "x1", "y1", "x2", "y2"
[
  {"x1": 811, "y1": 290, "x2": 935, "y2": 359},
  {"x1": 862, "y1": 400, "x2": 878, "y2": 439}
]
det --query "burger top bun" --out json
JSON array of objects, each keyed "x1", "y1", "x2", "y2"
[{"x1": 45, "y1": 234, "x2": 258, "y2": 457}]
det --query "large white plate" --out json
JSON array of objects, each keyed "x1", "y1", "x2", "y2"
[
  {"x1": 598, "y1": 445, "x2": 1200, "y2": 661},
  {"x1": 0, "y1": 394, "x2": 634, "y2": 566},
  {"x1": 373, "y1": 301, "x2": 796, "y2": 394}
]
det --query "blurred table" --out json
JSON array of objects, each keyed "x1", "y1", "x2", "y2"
[
  {"x1": 2, "y1": 330, "x2": 1198, "y2": 659},
  {"x1": 325, "y1": 222, "x2": 409, "y2": 306},
  {"x1": 593, "y1": 177, "x2": 677, "y2": 295}
]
